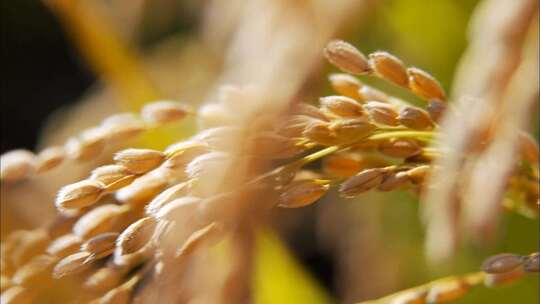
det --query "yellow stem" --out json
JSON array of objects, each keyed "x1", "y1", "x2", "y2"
[
  {"x1": 368, "y1": 130, "x2": 434, "y2": 141},
  {"x1": 358, "y1": 272, "x2": 486, "y2": 304},
  {"x1": 44, "y1": 0, "x2": 162, "y2": 110}
]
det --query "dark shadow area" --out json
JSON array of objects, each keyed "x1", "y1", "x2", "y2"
[{"x1": 0, "y1": 0, "x2": 95, "y2": 152}]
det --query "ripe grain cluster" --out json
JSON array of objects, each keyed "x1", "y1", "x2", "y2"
[{"x1": 0, "y1": 40, "x2": 538, "y2": 304}]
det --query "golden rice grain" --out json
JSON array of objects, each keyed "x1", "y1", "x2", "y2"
[
  {"x1": 324, "y1": 40, "x2": 371, "y2": 75},
  {"x1": 115, "y1": 170, "x2": 168, "y2": 205},
  {"x1": 339, "y1": 168, "x2": 387, "y2": 197},
  {"x1": 52, "y1": 251, "x2": 93, "y2": 279},
  {"x1": 12, "y1": 255, "x2": 57, "y2": 286},
  {"x1": 55, "y1": 180, "x2": 105, "y2": 210},
  {"x1": 291, "y1": 103, "x2": 330, "y2": 121},
  {"x1": 363, "y1": 101, "x2": 399, "y2": 126},
  {"x1": 278, "y1": 180, "x2": 330, "y2": 208},
  {"x1": 276, "y1": 115, "x2": 321, "y2": 138},
  {"x1": 89, "y1": 165, "x2": 136, "y2": 190},
  {"x1": 0, "y1": 285, "x2": 35, "y2": 304},
  {"x1": 113, "y1": 218, "x2": 157, "y2": 267},
  {"x1": 0, "y1": 149, "x2": 35, "y2": 183},
  {"x1": 101, "y1": 113, "x2": 140, "y2": 126},
  {"x1": 185, "y1": 152, "x2": 230, "y2": 180},
  {"x1": 320, "y1": 95, "x2": 366, "y2": 118},
  {"x1": 116, "y1": 217, "x2": 157, "y2": 257},
  {"x1": 329, "y1": 118, "x2": 376, "y2": 144},
  {"x1": 357, "y1": 86, "x2": 389, "y2": 103},
  {"x1": 145, "y1": 182, "x2": 193, "y2": 217},
  {"x1": 46, "y1": 234, "x2": 83, "y2": 258},
  {"x1": 481, "y1": 253, "x2": 523, "y2": 274},
  {"x1": 303, "y1": 121, "x2": 338, "y2": 146},
  {"x1": 65, "y1": 128, "x2": 106, "y2": 162},
  {"x1": 369, "y1": 51, "x2": 409, "y2": 87},
  {"x1": 114, "y1": 149, "x2": 165, "y2": 175},
  {"x1": 81, "y1": 233, "x2": 119, "y2": 260},
  {"x1": 378, "y1": 139, "x2": 421, "y2": 158},
  {"x1": 328, "y1": 73, "x2": 363, "y2": 100},
  {"x1": 72, "y1": 204, "x2": 127, "y2": 239},
  {"x1": 322, "y1": 153, "x2": 363, "y2": 178},
  {"x1": 84, "y1": 266, "x2": 126, "y2": 292},
  {"x1": 141, "y1": 101, "x2": 189, "y2": 124},
  {"x1": 251, "y1": 132, "x2": 304, "y2": 159},
  {"x1": 100, "y1": 115, "x2": 147, "y2": 143},
  {"x1": 378, "y1": 171, "x2": 410, "y2": 192},
  {"x1": 398, "y1": 106, "x2": 434, "y2": 130},
  {"x1": 163, "y1": 141, "x2": 210, "y2": 169},
  {"x1": 35, "y1": 146, "x2": 65, "y2": 174},
  {"x1": 426, "y1": 100, "x2": 447, "y2": 123},
  {"x1": 407, "y1": 67, "x2": 446, "y2": 101}
]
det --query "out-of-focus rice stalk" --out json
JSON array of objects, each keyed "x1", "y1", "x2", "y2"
[
  {"x1": 424, "y1": 0, "x2": 539, "y2": 262},
  {"x1": 140, "y1": 0, "x2": 370, "y2": 302},
  {"x1": 194, "y1": 0, "x2": 367, "y2": 197}
]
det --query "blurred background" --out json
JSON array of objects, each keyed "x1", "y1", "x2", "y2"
[
  {"x1": 1, "y1": 0, "x2": 94, "y2": 152},
  {"x1": 1, "y1": 0, "x2": 538, "y2": 303}
]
